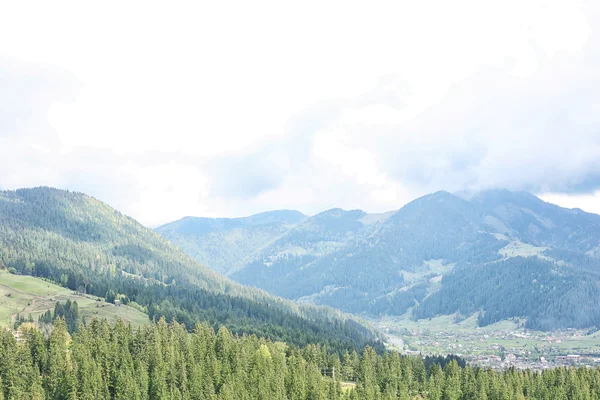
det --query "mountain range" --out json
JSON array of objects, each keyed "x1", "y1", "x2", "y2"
[{"x1": 158, "y1": 189, "x2": 600, "y2": 331}]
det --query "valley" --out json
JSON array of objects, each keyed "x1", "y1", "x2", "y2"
[
  {"x1": 156, "y1": 188, "x2": 600, "y2": 372},
  {"x1": 373, "y1": 314, "x2": 600, "y2": 370}
]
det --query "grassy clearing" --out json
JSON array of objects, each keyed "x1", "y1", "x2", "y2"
[
  {"x1": 0, "y1": 270, "x2": 148, "y2": 328},
  {"x1": 499, "y1": 240, "x2": 547, "y2": 258},
  {"x1": 372, "y1": 313, "x2": 600, "y2": 359},
  {"x1": 340, "y1": 381, "x2": 356, "y2": 392},
  {"x1": 378, "y1": 313, "x2": 519, "y2": 334}
]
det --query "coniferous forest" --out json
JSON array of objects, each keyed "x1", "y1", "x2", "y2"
[
  {"x1": 4, "y1": 189, "x2": 600, "y2": 399},
  {"x1": 2, "y1": 318, "x2": 600, "y2": 400}
]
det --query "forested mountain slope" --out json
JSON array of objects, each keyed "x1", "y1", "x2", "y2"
[
  {"x1": 230, "y1": 208, "x2": 390, "y2": 296},
  {"x1": 230, "y1": 192, "x2": 504, "y2": 313},
  {"x1": 155, "y1": 210, "x2": 305, "y2": 275},
  {"x1": 175, "y1": 189, "x2": 600, "y2": 330},
  {"x1": 0, "y1": 187, "x2": 381, "y2": 352}
]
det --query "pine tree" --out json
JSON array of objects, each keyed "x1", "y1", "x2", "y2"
[
  {"x1": 148, "y1": 330, "x2": 169, "y2": 400},
  {"x1": 47, "y1": 318, "x2": 75, "y2": 400},
  {"x1": 476, "y1": 374, "x2": 488, "y2": 400},
  {"x1": 135, "y1": 359, "x2": 150, "y2": 400},
  {"x1": 461, "y1": 364, "x2": 477, "y2": 399},
  {"x1": 442, "y1": 360, "x2": 462, "y2": 400},
  {"x1": 0, "y1": 330, "x2": 23, "y2": 399},
  {"x1": 286, "y1": 355, "x2": 307, "y2": 400},
  {"x1": 357, "y1": 346, "x2": 379, "y2": 399},
  {"x1": 427, "y1": 363, "x2": 444, "y2": 400}
]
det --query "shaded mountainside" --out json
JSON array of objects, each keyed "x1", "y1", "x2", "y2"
[
  {"x1": 155, "y1": 210, "x2": 305, "y2": 275},
  {"x1": 167, "y1": 189, "x2": 600, "y2": 330},
  {"x1": 231, "y1": 208, "x2": 392, "y2": 300},
  {"x1": 231, "y1": 191, "x2": 508, "y2": 316},
  {"x1": 0, "y1": 187, "x2": 382, "y2": 352}
]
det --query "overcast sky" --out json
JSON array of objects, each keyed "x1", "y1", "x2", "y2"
[{"x1": 1, "y1": 1, "x2": 600, "y2": 226}]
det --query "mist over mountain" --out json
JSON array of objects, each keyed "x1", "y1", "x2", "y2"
[{"x1": 159, "y1": 189, "x2": 600, "y2": 331}]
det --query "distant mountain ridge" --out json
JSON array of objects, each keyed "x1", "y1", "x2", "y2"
[
  {"x1": 157, "y1": 210, "x2": 306, "y2": 235},
  {"x1": 159, "y1": 189, "x2": 600, "y2": 331},
  {"x1": 156, "y1": 210, "x2": 306, "y2": 274}
]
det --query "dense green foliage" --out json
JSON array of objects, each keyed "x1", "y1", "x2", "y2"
[
  {"x1": 3, "y1": 318, "x2": 600, "y2": 399},
  {"x1": 0, "y1": 187, "x2": 381, "y2": 352},
  {"x1": 38, "y1": 300, "x2": 81, "y2": 334},
  {"x1": 413, "y1": 257, "x2": 600, "y2": 330}
]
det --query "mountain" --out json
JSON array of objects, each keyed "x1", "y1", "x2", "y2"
[
  {"x1": 230, "y1": 208, "x2": 395, "y2": 300},
  {"x1": 0, "y1": 187, "x2": 381, "y2": 351},
  {"x1": 155, "y1": 210, "x2": 305, "y2": 275},
  {"x1": 231, "y1": 191, "x2": 502, "y2": 314},
  {"x1": 166, "y1": 189, "x2": 600, "y2": 330},
  {"x1": 468, "y1": 189, "x2": 600, "y2": 254}
]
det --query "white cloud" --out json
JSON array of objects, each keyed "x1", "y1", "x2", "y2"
[
  {"x1": 1, "y1": 0, "x2": 600, "y2": 224},
  {"x1": 540, "y1": 191, "x2": 600, "y2": 216}
]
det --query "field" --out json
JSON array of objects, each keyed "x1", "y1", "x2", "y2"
[
  {"x1": 340, "y1": 381, "x2": 357, "y2": 393},
  {"x1": 371, "y1": 313, "x2": 600, "y2": 369},
  {"x1": 0, "y1": 270, "x2": 149, "y2": 328}
]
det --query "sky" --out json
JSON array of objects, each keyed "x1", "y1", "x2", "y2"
[{"x1": 1, "y1": 0, "x2": 600, "y2": 226}]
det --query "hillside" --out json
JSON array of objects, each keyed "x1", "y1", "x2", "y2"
[
  {"x1": 231, "y1": 208, "x2": 393, "y2": 299},
  {"x1": 0, "y1": 270, "x2": 148, "y2": 327},
  {"x1": 155, "y1": 210, "x2": 305, "y2": 275},
  {"x1": 170, "y1": 189, "x2": 600, "y2": 330},
  {"x1": 0, "y1": 187, "x2": 381, "y2": 352}
]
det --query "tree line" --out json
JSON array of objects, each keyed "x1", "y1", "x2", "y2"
[{"x1": 2, "y1": 318, "x2": 600, "y2": 399}]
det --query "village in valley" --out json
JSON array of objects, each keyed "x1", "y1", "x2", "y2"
[{"x1": 373, "y1": 314, "x2": 600, "y2": 370}]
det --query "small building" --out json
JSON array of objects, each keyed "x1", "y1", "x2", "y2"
[{"x1": 556, "y1": 355, "x2": 580, "y2": 365}]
